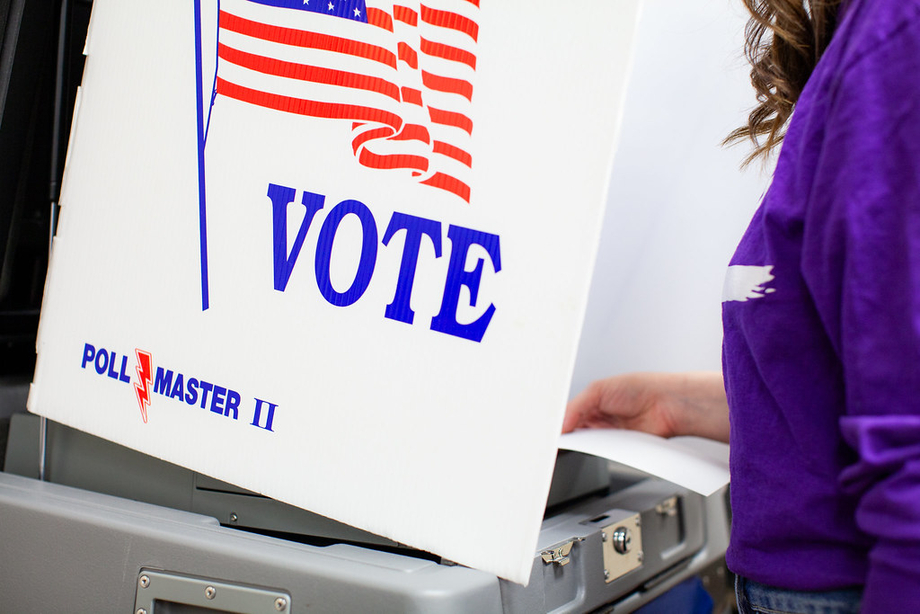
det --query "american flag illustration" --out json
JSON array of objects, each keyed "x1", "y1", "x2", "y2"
[{"x1": 206, "y1": 0, "x2": 479, "y2": 203}]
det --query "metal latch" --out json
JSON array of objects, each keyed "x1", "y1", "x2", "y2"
[
  {"x1": 655, "y1": 496, "x2": 679, "y2": 517},
  {"x1": 601, "y1": 513, "x2": 643, "y2": 583},
  {"x1": 540, "y1": 538, "x2": 583, "y2": 566}
]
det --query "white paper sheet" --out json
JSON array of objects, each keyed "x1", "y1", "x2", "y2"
[{"x1": 559, "y1": 430, "x2": 730, "y2": 496}]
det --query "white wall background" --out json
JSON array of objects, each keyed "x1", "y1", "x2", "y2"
[{"x1": 570, "y1": 0, "x2": 773, "y2": 394}]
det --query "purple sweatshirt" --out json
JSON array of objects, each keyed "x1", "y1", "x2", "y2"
[{"x1": 721, "y1": 0, "x2": 920, "y2": 610}]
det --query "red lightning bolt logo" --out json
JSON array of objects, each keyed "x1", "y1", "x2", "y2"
[{"x1": 134, "y1": 349, "x2": 153, "y2": 423}]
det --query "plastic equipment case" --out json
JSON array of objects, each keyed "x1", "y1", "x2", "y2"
[{"x1": 3, "y1": 415, "x2": 731, "y2": 612}]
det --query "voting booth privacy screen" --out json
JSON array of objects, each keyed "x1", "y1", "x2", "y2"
[{"x1": 29, "y1": 0, "x2": 641, "y2": 583}]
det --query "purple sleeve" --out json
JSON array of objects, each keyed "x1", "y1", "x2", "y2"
[{"x1": 801, "y1": 13, "x2": 920, "y2": 611}]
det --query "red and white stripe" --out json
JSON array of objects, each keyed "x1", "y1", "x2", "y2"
[{"x1": 214, "y1": 0, "x2": 479, "y2": 202}]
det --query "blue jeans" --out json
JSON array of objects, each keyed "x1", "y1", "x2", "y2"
[
  {"x1": 735, "y1": 576, "x2": 862, "y2": 614},
  {"x1": 635, "y1": 577, "x2": 713, "y2": 614}
]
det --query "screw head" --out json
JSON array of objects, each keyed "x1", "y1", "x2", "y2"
[
  {"x1": 229, "y1": 513, "x2": 239, "y2": 523},
  {"x1": 603, "y1": 569, "x2": 610, "y2": 580},
  {"x1": 138, "y1": 575, "x2": 150, "y2": 589},
  {"x1": 136, "y1": 609, "x2": 148, "y2": 614},
  {"x1": 612, "y1": 527, "x2": 632, "y2": 554},
  {"x1": 205, "y1": 586, "x2": 217, "y2": 600},
  {"x1": 274, "y1": 596, "x2": 288, "y2": 611}
]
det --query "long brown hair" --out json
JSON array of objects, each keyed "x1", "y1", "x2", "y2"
[{"x1": 726, "y1": 0, "x2": 843, "y2": 164}]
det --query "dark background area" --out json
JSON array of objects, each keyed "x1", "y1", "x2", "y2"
[{"x1": 0, "y1": 0, "x2": 92, "y2": 465}]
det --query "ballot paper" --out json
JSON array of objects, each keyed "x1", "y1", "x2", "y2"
[
  {"x1": 28, "y1": 0, "x2": 642, "y2": 584},
  {"x1": 559, "y1": 430, "x2": 730, "y2": 496}
]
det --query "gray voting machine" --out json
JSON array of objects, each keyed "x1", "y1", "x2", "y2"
[
  {"x1": 0, "y1": 0, "x2": 732, "y2": 611},
  {"x1": 1, "y1": 407, "x2": 731, "y2": 613}
]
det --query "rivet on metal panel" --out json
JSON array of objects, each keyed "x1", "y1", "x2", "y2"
[
  {"x1": 205, "y1": 586, "x2": 217, "y2": 600},
  {"x1": 136, "y1": 609, "x2": 147, "y2": 614},
  {"x1": 601, "y1": 531, "x2": 608, "y2": 542},
  {"x1": 274, "y1": 596, "x2": 288, "y2": 611},
  {"x1": 230, "y1": 513, "x2": 239, "y2": 523},
  {"x1": 603, "y1": 569, "x2": 610, "y2": 581},
  {"x1": 138, "y1": 575, "x2": 150, "y2": 589}
]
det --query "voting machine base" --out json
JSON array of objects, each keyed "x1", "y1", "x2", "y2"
[{"x1": 1, "y1": 412, "x2": 730, "y2": 613}]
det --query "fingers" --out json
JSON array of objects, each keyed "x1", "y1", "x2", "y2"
[
  {"x1": 563, "y1": 374, "x2": 653, "y2": 434},
  {"x1": 562, "y1": 380, "x2": 603, "y2": 433},
  {"x1": 564, "y1": 372, "x2": 727, "y2": 439}
]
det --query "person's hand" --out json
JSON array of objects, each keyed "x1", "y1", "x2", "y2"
[
  {"x1": 563, "y1": 372, "x2": 730, "y2": 443},
  {"x1": 563, "y1": 373, "x2": 680, "y2": 437}
]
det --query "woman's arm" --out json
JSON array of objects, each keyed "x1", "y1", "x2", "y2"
[{"x1": 563, "y1": 371, "x2": 730, "y2": 443}]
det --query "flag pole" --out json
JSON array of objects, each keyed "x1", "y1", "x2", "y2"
[{"x1": 194, "y1": 0, "x2": 210, "y2": 311}]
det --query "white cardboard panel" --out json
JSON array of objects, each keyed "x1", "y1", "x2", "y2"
[{"x1": 29, "y1": 0, "x2": 641, "y2": 584}]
